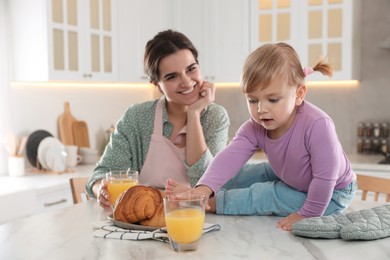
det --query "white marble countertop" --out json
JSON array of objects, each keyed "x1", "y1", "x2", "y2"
[
  {"x1": 0, "y1": 199, "x2": 389, "y2": 260},
  {"x1": 2, "y1": 152, "x2": 388, "y2": 197}
]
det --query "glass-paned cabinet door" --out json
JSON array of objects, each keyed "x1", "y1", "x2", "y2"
[
  {"x1": 49, "y1": 0, "x2": 82, "y2": 80},
  {"x1": 250, "y1": 0, "x2": 359, "y2": 80},
  {"x1": 250, "y1": 0, "x2": 299, "y2": 50},
  {"x1": 84, "y1": 0, "x2": 117, "y2": 81},
  {"x1": 301, "y1": 0, "x2": 352, "y2": 80},
  {"x1": 48, "y1": 0, "x2": 117, "y2": 81}
]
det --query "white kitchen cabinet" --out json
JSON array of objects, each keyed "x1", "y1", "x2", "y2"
[
  {"x1": 35, "y1": 185, "x2": 73, "y2": 213},
  {"x1": 117, "y1": 0, "x2": 170, "y2": 82},
  {"x1": 250, "y1": 0, "x2": 361, "y2": 80},
  {"x1": 169, "y1": 0, "x2": 250, "y2": 82},
  {"x1": 0, "y1": 188, "x2": 36, "y2": 224},
  {"x1": 10, "y1": 0, "x2": 118, "y2": 82}
]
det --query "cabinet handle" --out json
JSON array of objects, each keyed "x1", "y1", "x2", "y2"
[
  {"x1": 141, "y1": 76, "x2": 148, "y2": 80},
  {"x1": 43, "y1": 198, "x2": 68, "y2": 207},
  {"x1": 83, "y1": 74, "x2": 93, "y2": 78}
]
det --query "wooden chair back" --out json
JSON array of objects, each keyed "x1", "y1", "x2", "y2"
[
  {"x1": 69, "y1": 177, "x2": 90, "y2": 204},
  {"x1": 356, "y1": 174, "x2": 390, "y2": 202}
]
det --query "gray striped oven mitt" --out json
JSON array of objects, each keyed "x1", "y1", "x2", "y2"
[{"x1": 292, "y1": 204, "x2": 390, "y2": 240}]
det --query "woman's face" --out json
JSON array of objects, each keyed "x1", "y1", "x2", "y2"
[{"x1": 156, "y1": 49, "x2": 203, "y2": 107}]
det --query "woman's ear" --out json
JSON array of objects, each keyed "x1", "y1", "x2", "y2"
[
  {"x1": 295, "y1": 85, "x2": 307, "y2": 105},
  {"x1": 153, "y1": 81, "x2": 163, "y2": 94},
  {"x1": 152, "y1": 81, "x2": 164, "y2": 99}
]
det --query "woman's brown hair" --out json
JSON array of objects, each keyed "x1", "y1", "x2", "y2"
[{"x1": 144, "y1": 30, "x2": 199, "y2": 83}]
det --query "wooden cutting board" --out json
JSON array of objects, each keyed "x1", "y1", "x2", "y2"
[
  {"x1": 58, "y1": 102, "x2": 77, "y2": 145},
  {"x1": 72, "y1": 120, "x2": 90, "y2": 148}
]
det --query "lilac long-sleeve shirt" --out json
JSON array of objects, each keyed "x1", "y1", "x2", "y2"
[{"x1": 197, "y1": 101, "x2": 355, "y2": 217}]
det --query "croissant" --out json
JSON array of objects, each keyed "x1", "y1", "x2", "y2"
[{"x1": 113, "y1": 185, "x2": 166, "y2": 227}]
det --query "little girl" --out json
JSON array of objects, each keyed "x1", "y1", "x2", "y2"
[{"x1": 166, "y1": 42, "x2": 356, "y2": 231}]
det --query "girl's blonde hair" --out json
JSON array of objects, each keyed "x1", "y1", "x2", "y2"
[{"x1": 241, "y1": 43, "x2": 333, "y2": 93}]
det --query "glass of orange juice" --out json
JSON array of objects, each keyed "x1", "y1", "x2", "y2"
[
  {"x1": 106, "y1": 170, "x2": 139, "y2": 207},
  {"x1": 163, "y1": 192, "x2": 206, "y2": 252}
]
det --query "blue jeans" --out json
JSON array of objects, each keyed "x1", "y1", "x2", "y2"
[{"x1": 216, "y1": 162, "x2": 357, "y2": 217}]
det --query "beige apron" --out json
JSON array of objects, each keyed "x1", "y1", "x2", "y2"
[{"x1": 139, "y1": 97, "x2": 190, "y2": 189}]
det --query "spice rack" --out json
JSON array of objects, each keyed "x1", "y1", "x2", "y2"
[{"x1": 357, "y1": 122, "x2": 389, "y2": 154}]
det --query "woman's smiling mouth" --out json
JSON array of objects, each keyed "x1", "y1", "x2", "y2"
[{"x1": 178, "y1": 84, "x2": 197, "y2": 95}]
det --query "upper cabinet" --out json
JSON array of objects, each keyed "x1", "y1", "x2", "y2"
[
  {"x1": 169, "y1": 0, "x2": 249, "y2": 82},
  {"x1": 10, "y1": 0, "x2": 360, "y2": 83},
  {"x1": 117, "y1": 0, "x2": 170, "y2": 82},
  {"x1": 10, "y1": 0, "x2": 118, "y2": 82},
  {"x1": 250, "y1": 0, "x2": 361, "y2": 80},
  {"x1": 118, "y1": 0, "x2": 249, "y2": 83}
]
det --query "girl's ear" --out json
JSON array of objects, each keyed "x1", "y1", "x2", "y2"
[{"x1": 295, "y1": 85, "x2": 307, "y2": 105}]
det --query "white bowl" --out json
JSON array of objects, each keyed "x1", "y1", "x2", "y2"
[
  {"x1": 81, "y1": 154, "x2": 99, "y2": 164},
  {"x1": 79, "y1": 147, "x2": 98, "y2": 156}
]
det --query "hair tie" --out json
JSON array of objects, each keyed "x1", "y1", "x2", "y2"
[{"x1": 303, "y1": 67, "x2": 314, "y2": 77}]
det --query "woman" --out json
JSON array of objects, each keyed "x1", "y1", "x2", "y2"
[{"x1": 86, "y1": 30, "x2": 230, "y2": 209}]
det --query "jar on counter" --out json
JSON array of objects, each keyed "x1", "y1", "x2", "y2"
[
  {"x1": 372, "y1": 138, "x2": 381, "y2": 153},
  {"x1": 365, "y1": 122, "x2": 373, "y2": 137},
  {"x1": 363, "y1": 138, "x2": 372, "y2": 154},
  {"x1": 357, "y1": 137, "x2": 363, "y2": 153},
  {"x1": 373, "y1": 123, "x2": 381, "y2": 138},
  {"x1": 357, "y1": 122, "x2": 365, "y2": 137},
  {"x1": 381, "y1": 138, "x2": 389, "y2": 154},
  {"x1": 381, "y1": 122, "x2": 389, "y2": 138}
]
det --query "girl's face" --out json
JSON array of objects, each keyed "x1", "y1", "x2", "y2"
[
  {"x1": 156, "y1": 49, "x2": 203, "y2": 108},
  {"x1": 245, "y1": 77, "x2": 306, "y2": 139}
]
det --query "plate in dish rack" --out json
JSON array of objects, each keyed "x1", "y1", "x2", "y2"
[
  {"x1": 107, "y1": 214, "x2": 161, "y2": 231},
  {"x1": 37, "y1": 136, "x2": 64, "y2": 170}
]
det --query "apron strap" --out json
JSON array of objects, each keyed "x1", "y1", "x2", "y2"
[{"x1": 153, "y1": 97, "x2": 165, "y2": 134}]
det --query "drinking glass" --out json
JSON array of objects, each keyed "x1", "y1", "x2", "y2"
[
  {"x1": 163, "y1": 192, "x2": 206, "y2": 252},
  {"x1": 106, "y1": 170, "x2": 139, "y2": 207}
]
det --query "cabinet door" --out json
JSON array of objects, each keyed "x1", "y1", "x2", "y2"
[
  {"x1": 250, "y1": 0, "x2": 299, "y2": 50},
  {"x1": 170, "y1": 0, "x2": 249, "y2": 82},
  {"x1": 35, "y1": 186, "x2": 73, "y2": 213},
  {"x1": 48, "y1": 0, "x2": 118, "y2": 81},
  {"x1": 117, "y1": 0, "x2": 169, "y2": 82},
  {"x1": 48, "y1": 0, "x2": 83, "y2": 80},
  {"x1": 170, "y1": 0, "x2": 210, "y2": 77},
  {"x1": 83, "y1": 0, "x2": 118, "y2": 81},
  {"x1": 250, "y1": 0, "x2": 359, "y2": 80},
  {"x1": 211, "y1": 0, "x2": 249, "y2": 82},
  {"x1": 302, "y1": 0, "x2": 358, "y2": 80}
]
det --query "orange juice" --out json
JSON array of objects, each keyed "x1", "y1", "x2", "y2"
[
  {"x1": 165, "y1": 208, "x2": 205, "y2": 243},
  {"x1": 107, "y1": 179, "x2": 138, "y2": 205}
]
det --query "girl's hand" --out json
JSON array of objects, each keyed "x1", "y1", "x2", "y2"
[
  {"x1": 188, "y1": 81, "x2": 215, "y2": 114},
  {"x1": 97, "y1": 179, "x2": 112, "y2": 210},
  {"x1": 277, "y1": 212, "x2": 304, "y2": 231},
  {"x1": 165, "y1": 178, "x2": 192, "y2": 194},
  {"x1": 165, "y1": 179, "x2": 213, "y2": 211}
]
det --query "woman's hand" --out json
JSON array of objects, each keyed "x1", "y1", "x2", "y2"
[
  {"x1": 277, "y1": 212, "x2": 304, "y2": 231},
  {"x1": 95, "y1": 179, "x2": 112, "y2": 210},
  {"x1": 188, "y1": 81, "x2": 215, "y2": 114}
]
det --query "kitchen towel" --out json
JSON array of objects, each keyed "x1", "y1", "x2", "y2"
[{"x1": 92, "y1": 221, "x2": 221, "y2": 242}]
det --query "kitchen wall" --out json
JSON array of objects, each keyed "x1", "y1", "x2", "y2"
[
  {"x1": 10, "y1": 84, "x2": 154, "y2": 151},
  {"x1": 3, "y1": 85, "x2": 153, "y2": 174},
  {"x1": 2, "y1": 0, "x2": 390, "y2": 175}
]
